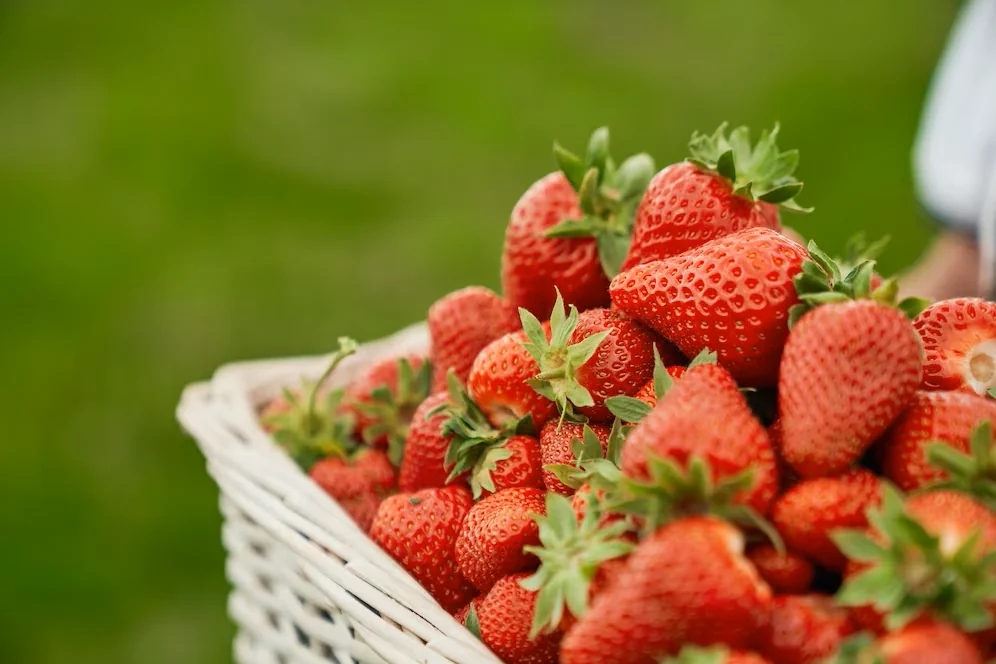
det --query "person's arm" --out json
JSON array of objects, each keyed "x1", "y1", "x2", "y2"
[{"x1": 905, "y1": 0, "x2": 996, "y2": 300}]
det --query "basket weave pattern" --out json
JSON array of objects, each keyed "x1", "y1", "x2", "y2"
[{"x1": 177, "y1": 324, "x2": 502, "y2": 664}]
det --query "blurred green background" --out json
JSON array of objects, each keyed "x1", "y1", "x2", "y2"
[{"x1": 0, "y1": 1, "x2": 960, "y2": 662}]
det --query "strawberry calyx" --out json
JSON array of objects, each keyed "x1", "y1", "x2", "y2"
[
  {"x1": 989, "y1": 387, "x2": 996, "y2": 399},
  {"x1": 262, "y1": 337, "x2": 360, "y2": 470},
  {"x1": 354, "y1": 355, "x2": 432, "y2": 467},
  {"x1": 433, "y1": 371, "x2": 536, "y2": 499},
  {"x1": 543, "y1": 420, "x2": 627, "y2": 494},
  {"x1": 926, "y1": 421, "x2": 996, "y2": 511},
  {"x1": 519, "y1": 289, "x2": 609, "y2": 424},
  {"x1": 829, "y1": 633, "x2": 881, "y2": 664},
  {"x1": 687, "y1": 122, "x2": 810, "y2": 213},
  {"x1": 656, "y1": 645, "x2": 743, "y2": 664},
  {"x1": 789, "y1": 240, "x2": 932, "y2": 328},
  {"x1": 832, "y1": 485, "x2": 996, "y2": 632},
  {"x1": 605, "y1": 347, "x2": 716, "y2": 423},
  {"x1": 520, "y1": 491, "x2": 634, "y2": 637},
  {"x1": 610, "y1": 454, "x2": 783, "y2": 549},
  {"x1": 545, "y1": 127, "x2": 656, "y2": 277}
]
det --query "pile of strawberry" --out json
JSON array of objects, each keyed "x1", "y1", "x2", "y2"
[{"x1": 261, "y1": 124, "x2": 996, "y2": 664}]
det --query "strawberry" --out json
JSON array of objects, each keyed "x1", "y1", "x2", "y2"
[
  {"x1": 833, "y1": 488, "x2": 996, "y2": 635},
  {"x1": 766, "y1": 419, "x2": 801, "y2": 490},
  {"x1": 745, "y1": 544, "x2": 814, "y2": 595},
  {"x1": 501, "y1": 128, "x2": 655, "y2": 317},
  {"x1": 520, "y1": 294, "x2": 659, "y2": 422},
  {"x1": 757, "y1": 594, "x2": 856, "y2": 664},
  {"x1": 432, "y1": 372, "x2": 543, "y2": 498},
  {"x1": 455, "y1": 486, "x2": 546, "y2": 592},
  {"x1": 540, "y1": 421, "x2": 612, "y2": 495},
  {"x1": 342, "y1": 353, "x2": 432, "y2": 465},
  {"x1": 521, "y1": 492, "x2": 633, "y2": 637},
  {"x1": 658, "y1": 646, "x2": 772, "y2": 664},
  {"x1": 879, "y1": 390, "x2": 996, "y2": 492},
  {"x1": 369, "y1": 485, "x2": 477, "y2": 612},
  {"x1": 770, "y1": 469, "x2": 883, "y2": 571},
  {"x1": 310, "y1": 449, "x2": 396, "y2": 532},
  {"x1": 559, "y1": 516, "x2": 772, "y2": 664},
  {"x1": 468, "y1": 327, "x2": 558, "y2": 430},
  {"x1": 468, "y1": 573, "x2": 563, "y2": 664},
  {"x1": 619, "y1": 363, "x2": 779, "y2": 519},
  {"x1": 622, "y1": 123, "x2": 807, "y2": 271},
  {"x1": 914, "y1": 298, "x2": 996, "y2": 396},
  {"x1": 778, "y1": 244, "x2": 923, "y2": 478},
  {"x1": 611, "y1": 227, "x2": 808, "y2": 387},
  {"x1": 835, "y1": 623, "x2": 984, "y2": 664},
  {"x1": 427, "y1": 286, "x2": 521, "y2": 393},
  {"x1": 397, "y1": 392, "x2": 458, "y2": 492}
]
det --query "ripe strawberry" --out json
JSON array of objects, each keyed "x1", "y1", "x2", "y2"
[
  {"x1": 779, "y1": 299, "x2": 921, "y2": 478},
  {"x1": 540, "y1": 421, "x2": 612, "y2": 495},
  {"x1": 470, "y1": 573, "x2": 562, "y2": 664},
  {"x1": 839, "y1": 622, "x2": 984, "y2": 664},
  {"x1": 521, "y1": 492, "x2": 633, "y2": 637},
  {"x1": 559, "y1": 516, "x2": 773, "y2": 664},
  {"x1": 342, "y1": 353, "x2": 432, "y2": 465},
  {"x1": 427, "y1": 286, "x2": 521, "y2": 393},
  {"x1": 501, "y1": 128, "x2": 655, "y2": 317},
  {"x1": 770, "y1": 469, "x2": 882, "y2": 571},
  {"x1": 914, "y1": 298, "x2": 996, "y2": 396},
  {"x1": 468, "y1": 327, "x2": 558, "y2": 430},
  {"x1": 834, "y1": 488, "x2": 996, "y2": 635},
  {"x1": 520, "y1": 294, "x2": 659, "y2": 422},
  {"x1": 766, "y1": 419, "x2": 801, "y2": 490},
  {"x1": 620, "y1": 363, "x2": 779, "y2": 518},
  {"x1": 879, "y1": 390, "x2": 996, "y2": 492},
  {"x1": 397, "y1": 392, "x2": 461, "y2": 492},
  {"x1": 757, "y1": 594, "x2": 856, "y2": 664},
  {"x1": 455, "y1": 487, "x2": 546, "y2": 592},
  {"x1": 658, "y1": 646, "x2": 772, "y2": 664},
  {"x1": 369, "y1": 485, "x2": 477, "y2": 612},
  {"x1": 611, "y1": 227, "x2": 808, "y2": 387},
  {"x1": 745, "y1": 544, "x2": 814, "y2": 595},
  {"x1": 622, "y1": 123, "x2": 807, "y2": 271},
  {"x1": 310, "y1": 449, "x2": 397, "y2": 532}
]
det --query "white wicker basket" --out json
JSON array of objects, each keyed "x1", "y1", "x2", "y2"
[{"x1": 176, "y1": 323, "x2": 503, "y2": 664}]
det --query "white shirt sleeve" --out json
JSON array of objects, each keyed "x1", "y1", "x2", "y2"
[{"x1": 913, "y1": 0, "x2": 996, "y2": 234}]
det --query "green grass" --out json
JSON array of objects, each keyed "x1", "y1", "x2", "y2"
[{"x1": 0, "y1": 1, "x2": 958, "y2": 661}]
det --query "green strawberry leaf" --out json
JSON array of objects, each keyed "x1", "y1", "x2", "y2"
[
  {"x1": 464, "y1": 603, "x2": 482, "y2": 640},
  {"x1": 605, "y1": 396, "x2": 652, "y2": 423}
]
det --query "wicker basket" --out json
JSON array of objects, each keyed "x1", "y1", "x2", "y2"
[{"x1": 176, "y1": 323, "x2": 503, "y2": 664}]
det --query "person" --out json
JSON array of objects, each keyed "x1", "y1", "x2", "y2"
[{"x1": 903, "y1": 0, "x2": 996, "y2": 300}]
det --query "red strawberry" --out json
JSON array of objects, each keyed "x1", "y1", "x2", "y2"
[
  {"x1": 559, "y1": 516, "x2": 773, "y2": 664},
  {"x1": 501, "y1": 128, "x2": 655, "y2": 317},
  {"x1": 770, "y1": 469, "x2": 883, "y2": 571},
  {"x1": 766, "y1": 419, "x2": 801, "y2": 490},
  {"x1": 343, "y1": 353, "x2": 432, "y2": 465},
  {"x1": 745, "y1": 544, "x2": 814, "y2": 595},
  {"x1": 468, "y1": 327, "x2": 558, "y2": 430},
  {"x1": 757, "y1": 594, "x2": 856, "y2": 664},
  {"x1": 779, "y1": 300, "x2": 921, "y2": 478},
  {"x1": 879, "y1": 390, "x2": 996, "y2": 491},
  {"x1": 872, "y1": 622, "x2": 983, "y2": 664},
  {"x1": 369, "y1": 486, "x2": 477, "y2": 612},
  {"x1": 310, "y1": 450, "x2": 397, "y2": 532},
  {"x1": 472, "y1": 573, "x2": 562, "y2": 664},
  {"x1": 521, "y1": 298, "x2": 659, "y2": 422},
  {"x1": 455, "y1": 487, "x2": 546, "y2": 592},
  {"x1": 914, "y1": 298, "x2": 996, "y2": 396},
  {"x1": 834, "y1": 489, "x2": 996, "y2": 635},
  {"x1": 620, "y1": 363, "x2": 779, "y2": 518},
  {"x1": 483, "y1": 434, "x2": 544, "y2": 497},
  {"x1": 540, "y1": 421, "x2": 612, "y2": 495},
  {"x1": 397, "y1": 392, "x2": 459, "y2": 492},
  {"x1": 622, "y1": 123, "x2": 806, "y2": 271},
  {"x1": 611, "y1": 227, "x2": 808, "y2": 387},
  {"x1": 427, "y1": 286, "x2": 521, "y2": 393},
  {"x1": 658, "y1": 646, "x2": 772, "y2": 664}
]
